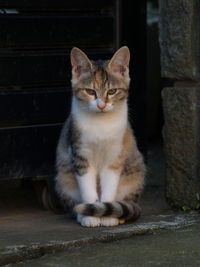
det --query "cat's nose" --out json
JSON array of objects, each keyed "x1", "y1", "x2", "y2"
[{"x1": 97, "y1": 103, "x2": 106, "y2": 111}]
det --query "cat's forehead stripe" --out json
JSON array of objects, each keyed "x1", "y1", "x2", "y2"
[
  {"x1": 90, "y1": 60, "x2": 111, "y2": 89},
  {"x1": 94, "y1": 71, "x2": 102, "y2": 87},
  {"x1": 93, "y1": 69, "x2": 109, "y2": 89}
]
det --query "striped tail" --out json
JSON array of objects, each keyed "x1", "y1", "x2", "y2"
[{"x1": 74, "y1": 201, "x2": 141, "y2": 221}]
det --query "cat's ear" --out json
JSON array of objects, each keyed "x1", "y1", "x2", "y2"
[
  {"x1": 70, "y1": 47, "x2": 92, "y2": 80},
  {"x1": 108, "y1": 46, "x2": 130, "y2": 78}
]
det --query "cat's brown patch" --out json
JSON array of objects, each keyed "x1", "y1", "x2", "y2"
[{"x1": 108, "y1": 125, "x2": 133, "y2": 171}]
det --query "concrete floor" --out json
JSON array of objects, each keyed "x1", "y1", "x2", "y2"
[
  {"x1": 1, "y1": 141, "x2": 200, "y2": 266},
  {"x1": 12, "y1": 224, "x2": 200, "y2": 267},
  {"x1": 0, "y1": 180, "x2": 199, "y2": 266}
]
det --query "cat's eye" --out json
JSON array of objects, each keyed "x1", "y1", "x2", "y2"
[
  {"x1": 85, "y1": 89, "x2": 96, "y2": 96},
  {"x1": 107, "y1": 89, "x2": 117, "y2": 95}
]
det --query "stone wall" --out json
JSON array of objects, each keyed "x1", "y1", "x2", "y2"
[
  {"x1": 159, "y1": 0, "x2": 200, "y2": 80},
  {"x1": 159, "y1": 0, "x2": 200, "y2": 208}
]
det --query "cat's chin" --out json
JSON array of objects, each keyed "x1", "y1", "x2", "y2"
[
  {"x1": 95, "y1": 109, "x2": 112, "y2": 114},
  {"x1": 96, "y1": 110, "x2": 109, "y2": 113}
]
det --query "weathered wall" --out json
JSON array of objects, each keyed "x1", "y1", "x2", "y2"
[
  {"x1": 159, "y1": 0, "x2": 200, "y2": 208},
  {"x1": 159, "y1": 0, "x2": 200, "y2": 80}
]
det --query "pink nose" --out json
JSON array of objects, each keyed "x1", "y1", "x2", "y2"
[{"x1": 97, "y1": 103, "x2": 106, "y2": 110}]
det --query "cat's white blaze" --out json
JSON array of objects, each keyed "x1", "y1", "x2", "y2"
[
  {"x1": 72, "y1": 96, "x2": 127, "y2": 141},
  {"x1": 100, "y1": 168, "x2": 121, "y2": 202},
  {"x1": 72, "y1": 95, "x2": 127, "y2": 203},
  {"x1": 76, "y1": 166, "x2": 99, "y2": 203},
  {"x1": 72, "y1": 96, "x2": 127, "y2": 169}
]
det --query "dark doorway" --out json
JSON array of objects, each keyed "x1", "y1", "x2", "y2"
[{"x1": 0, "y1": 0, "x2": 146, "y2": 182}]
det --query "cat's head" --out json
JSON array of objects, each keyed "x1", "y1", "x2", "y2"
[{"x1": 70, "y1": 46, "x2": 130, "y2": 113}]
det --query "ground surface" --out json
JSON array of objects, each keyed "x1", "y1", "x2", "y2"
[
  {"x1": 0, "y1": 181, "x2": 199, "y2": 266},
  {"x1": 12, "y1": 224, "x2": 200, "y2": 267},
  {"x1": 1, "y1": 142, "x2": 200, "y2": 266}
]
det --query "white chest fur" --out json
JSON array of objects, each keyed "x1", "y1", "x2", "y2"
[{"x1": 71, "y1": 97, "x2": 128, "y2": 167}]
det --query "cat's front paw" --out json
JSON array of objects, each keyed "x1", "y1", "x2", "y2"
[
  {"x1": 100, "y1": 217, "x2": 119, "y2": 227},
  {"x1": 78, "y1": 215, "x2": 101, "y2": 227}
]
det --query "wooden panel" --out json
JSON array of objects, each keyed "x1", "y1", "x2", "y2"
[
  {"x1": 0, "y1": 52, "x2": 67, "y2": 87},
  {"x1": 0, "y1": 15, "x2": 114, "y2": 49},
  {"x1": 0, "y1": 51, "x2": 113, "y2": 87},
  {"x1": 0, "y1": 0, "x2": 119, "y2": 181},
  {"x1": 0, "y1": 88, "x2": 71, "y2": 125},
  {"x1": 0, "y1": 124, "x2": 62, "y2": 180},
  {"x1": 0, "y1": 0, "x2": 115, "y2": 10}
]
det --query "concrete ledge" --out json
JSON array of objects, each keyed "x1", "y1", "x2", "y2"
[{"x1": 1, "y1": 213, "x2": 199, "y2": 266}]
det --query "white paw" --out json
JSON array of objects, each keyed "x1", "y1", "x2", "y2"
[
  {"x1": 79, "y1": 215, "x2": 101, "y2": 227},
  {"x1": 100, "y1": 217, "x2": 119, "y2": 227}
]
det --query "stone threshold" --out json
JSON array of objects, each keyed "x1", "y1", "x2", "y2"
[{"x1": 1, "y1": 212, "x2": 199, "y2": 266}]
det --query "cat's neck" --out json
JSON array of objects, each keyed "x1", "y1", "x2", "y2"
[{"x1": 71, "y1": 96, "x2": 128, "y2": 140}]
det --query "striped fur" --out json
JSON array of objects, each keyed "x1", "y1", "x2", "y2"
[
  {"x1": 74, "y1": 201, "x2": 141, "y2": 221},
  {"x1": 55, "y1": 46, "x2": 146, "y2": 227}
]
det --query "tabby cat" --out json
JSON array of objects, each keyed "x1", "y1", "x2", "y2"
[{"x1": 55, "y1": 46, "x2": 145, "y2": 227}]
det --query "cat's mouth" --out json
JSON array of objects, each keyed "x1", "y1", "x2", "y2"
[
  {"x1": 96, "y1": 109, "x2": 107, "y2": 114},
  {"x1": 96, "y1": 106, "x2": 113, "y2": 113}
]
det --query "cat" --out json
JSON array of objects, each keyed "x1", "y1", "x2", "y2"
[{"x1": 55, "y1": 46, "x2": 145, "y2": 227}]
